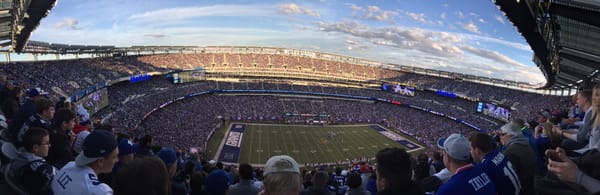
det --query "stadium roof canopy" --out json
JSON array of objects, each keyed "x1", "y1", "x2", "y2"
[
  {"x1": 0, "y1": 0, "x2": 56, "y2": 52},
  {"x1": 495, "y1": 0, "x2": 600, "y2": 90}
]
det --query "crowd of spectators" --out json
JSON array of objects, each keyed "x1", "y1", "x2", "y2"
[{"x1": 1, "y1": 53, "x2": 589, "y2": 194}]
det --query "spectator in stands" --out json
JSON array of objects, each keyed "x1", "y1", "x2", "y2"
[
  {"x1": 366, "y1": 172, "x2": 377, "y2": 195},
  {"x1": 157, "y1": 147, "x2": 187, "y2": 195},
  {"x1": 10, "y1": 127, "x2": 55, "y2": 195},
  {"x1": 436, "y1": 134, "x2": 495, "y2": 195},
  {"x1": 260, "y1": 155, "x2": 302, "y2": 195},
  {"x1": 346, "y1": 172, "x2": 370, "y2": 195},
  {"x1": 414, "y1": 153, "x2": 433, "y2": 180},
  {"x1": 511, "y1": 118, "x2": 543, "y2": 174},
  {"x1": 1, "y1": 86, "x2": 23, "y2": 121},
  {"x1": 73, "y1": 104, "x2": 92, "y2": 135},
  {"x1": 469, "y1": 132, "x2": 521, "y2": 195},
  {"x1": 136, "y1": 134, "x2": 154, "y2": 157},
  {"x1": 554, "y1": 87, "x2": 596, "y2": 152},
  {"x1": 374, "y1": 147, "x2": 424, "y2": 195},
  {"x1": 534, "y1": 122, "x2": 561, "y2": 162},
  {"x1": 51, "y1": 130, "x2": 118, "y2": 194},
  {"x1": 113, "y1": 156, "x2": 171, "y2": 195},
  {"x1": 46, "y1": 108, "x2": 76, "y2": 168},
  {"x1": 17, "y1": 98, "x2": 54, "y2": 146},
  {"x1": 500, "y1": 123, "x2": 536, "y2": 195},
  {"x1": 228, "y1": 163, "x2": 261, "y2": 195},
  {"x1": 546, "y1": 147, "x2": 600, "y2": 194},
  {"x1": 113, "y1": 138, "x2": 136, "y2": 176},
  {"x1": 430, "y1": 151, "x2": 444, "y2": 173},
  {"x1": 206, "y1": 168, "x2": 230, "y2": 195},
  {"x1": 10, "y1": 88, "x2": 48, "y2": 143},
  {"x1": 300, "y1": 170, "x2": 333, "y2": 195},
  {"x1": 190, "y1": 171, "x2": 207, "y2": 195}
]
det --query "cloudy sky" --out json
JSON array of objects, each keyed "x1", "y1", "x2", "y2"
[{"x1": 29, "y1": 0, "x2": 545, "y2": 85}]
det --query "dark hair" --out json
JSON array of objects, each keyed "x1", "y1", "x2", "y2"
[
  {"x1": 432, "y1": 151, "x2": 442, "y2": 161},
  {"x1": 190, "y1": 172, "x2": 206, "y2": 195},
  {"x1": 312, "y1": 171, "x2": 329, "y2": 188},
  {"x1": 347, "y1": 173, "x2": 362, "y2": 188},
  {"x1": 35, "y1": 98, "x2": 54, "y2": 114},
  {"x1": 376, "y1": 148, "x2": 412, "y2": 188},
  {"x1": 239, "y1": 163, "x2": 254, "y2": 180},
  {"x1": 22, "y1": 127, "x2": 49, "y2": 152},
  {"x1": 95, "y1": 124, "x2": 114, "y2": 134},
  {"x1": 139, "y1": 135, "x2": 153, "y2": 147},
  {"x1": 114, "y1": 156, "x2": 171, "y2": 195},
  {"x1": 579, "y1": 89, "x2": 593, "y2": 104},
  {"x1": 216, "y1": 161, "x2": 223, "y2": 169},
  {"x1": 469, "y1": 132, "x2": 495, "y2": 153},
  {"x1": 52, "y1": 108, "x2": 76, "y2": 129}
]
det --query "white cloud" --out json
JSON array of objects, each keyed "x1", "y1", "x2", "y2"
[
  {"x1": 55, "y1": 18, "x2": 82, "y2": 30},
  {"x1": 462, "y1": 21, "x2": 480, "y2": 34},
  {"x1": 457, "y1": 11, "x2": 465, "y2": 19},
  {"x1": 346, "y1": 3, "x2": 361, "y2": 11},
  {"x1": 128, "y1": 5, "x2": 275, "y2": 23},
  {"x1": 478, "y1": 18, "x2": 486, "y2": 23},
  {"x1": 440, "y1": 12, "x2": 446, "y2": 20},
  {"x1": 460, "y1": 45, "x2": 526, "y2": 67},
  {"x1": 278, "y1": 3, "x2": 320, "y2": 17},
  {"x1": 346, "y1": 3, "x2": 399, "y2": 22},
  {"x1": 458, "y1": 33, "x2": 530, "y2": 51},
  {"x1": 495, "y1": 15, "x2": 506, "y2": 25},
  {"x1": 144, "y1": 34, "x2": 167, "y2": 38},
  {"x1": 406, "y1": 12, "x2": 433, "y2": 24}
]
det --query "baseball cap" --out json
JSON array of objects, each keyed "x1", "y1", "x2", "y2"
[
  {"x1": 437, "y1": 133, "x2": 470, "y2": 161},
  {"x1": 26, "y1": 87, "x2": 49, "y2": 98},
  {"x1": 118, "y1": 138, "x2": 136, "y2": 156},
  {"x1": 75, "y1": 130, "x2": 117, "y2": 166},
  {"x1": 205, "y1": 169, "x2": 230, "y2": 195},
  {"x1": 156, "y1": 148, "x2": 177, "y2": 167},
  {"x1": 263, "y1": 155, "x2": 300, "y2": 176}
]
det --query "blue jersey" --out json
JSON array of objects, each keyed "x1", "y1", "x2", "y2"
[
  {"x1": 437, "y1": 165, "x2": 496, "y2": 195},
  {"x1": 478, "y1": 150, "x2": 521, "y2": 195}
]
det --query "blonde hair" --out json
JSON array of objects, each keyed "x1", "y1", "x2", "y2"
[
  {"x1": 593, "y1": 84, "x2": 600, "y2": 129},
  {"x1": 263, "y1": 172, "x2": 301, "y2": 195}
]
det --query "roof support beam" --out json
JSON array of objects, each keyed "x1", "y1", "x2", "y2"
[{"x1": 551, "y1": 2, "x2": 600, "y2": 28}]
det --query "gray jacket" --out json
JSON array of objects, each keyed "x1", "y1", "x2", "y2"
[
  {"x1": 227, "y1": 179, "x2": 261, "y2": 195},
  {"x1": 504, "y1": 134, "x2": 537, "y2": 195}
]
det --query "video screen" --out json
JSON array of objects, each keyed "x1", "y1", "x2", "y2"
[
  {"x1": 75, "y1": 88, "x2": 109, "y2": 116},
  {"x1": 476, "y1": 102, "x2": 511, "y2": 122},
  {"x1": 381, "y1": 82, "x2": 415, "y2": 96},
  {"x1": 169, "y1": 69, "x2": 206, "y2": 84}
]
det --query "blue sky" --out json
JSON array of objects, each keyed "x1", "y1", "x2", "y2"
[{"x1": 29, "y1": 0, "x2": 545, "y2": 85}]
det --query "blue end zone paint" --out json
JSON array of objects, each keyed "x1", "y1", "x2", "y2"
[
  {"x1": 218, "y1": 124, "x2": 245, "y2": 163},
  {"x1": 369, "y1": 125, "x2": 422, "y2": 151}
]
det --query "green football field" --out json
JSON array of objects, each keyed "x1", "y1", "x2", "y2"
[{"x1": 233, "y1": 124, "x2": 418, "y2": 165}]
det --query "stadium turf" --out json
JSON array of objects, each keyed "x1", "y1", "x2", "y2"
[{"x1": 231, "y1": 124, "x2": 419, "y2": 165}]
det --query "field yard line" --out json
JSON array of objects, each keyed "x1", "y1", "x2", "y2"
[
  {"x1": 278, "y1": 125, "x2": 290, "y2": 157},
  {"x1": 295, "y1": 127, "x2": 310, "y2": 164},
  {"x1": 247, "y1": 125, "x2": 255, "y2": 164},
  {"x1": 309, "y1": 127, "x2": 328, "y2": 163},
  {"x1": 213, "y1": 123, "x2": 233, "y2": 160}
]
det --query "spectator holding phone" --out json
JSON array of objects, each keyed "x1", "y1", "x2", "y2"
[{"x1": 546, "y1": 147, "x2": 600, "y2": 193}]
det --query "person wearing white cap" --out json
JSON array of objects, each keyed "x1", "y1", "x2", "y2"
[
  {"x1": 436, "y1": 133, "x2": 495, "y2": 195},
  {"x1": 51, "y1": 130, "x2": 118, "y2": 195},
  {"x1": 259, "y1": 155, "x2": 301, "y2": 195},
  {"x1": 499, "y1": 123, "x2": 537, "y2": 195}
]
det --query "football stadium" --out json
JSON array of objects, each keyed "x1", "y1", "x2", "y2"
[{"x1": 0, "y1": 0, "x2": 599, "y2": 195}]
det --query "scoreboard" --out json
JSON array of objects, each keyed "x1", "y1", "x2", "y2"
[{"x1": 167, "y1": 68, "x2": 206, "y2": 84}]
